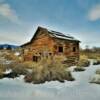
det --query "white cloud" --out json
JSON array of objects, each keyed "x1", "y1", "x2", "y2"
[
  {"x1": 0, "y1": 33, "x2": 25, "y2": 45},
  {"x1": 88, "y1": 4, "x2": 100, "y2": 21},
  {"x1": 0, "y1": 2, "x2": 20, "y2": 24},
  {"x1": 0, "y1": 0, "x2": 4, "y2": 3}
]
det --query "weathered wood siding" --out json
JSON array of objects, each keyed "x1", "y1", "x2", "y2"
[
  {"x1": 23, "y1": 29, "x2": 55, "y2": 60},
  {"x1": 52, "y1": 39, "x2": 79, "y2": 60},
  {"x1": 23, "y1": 28, "x2": 80, "y2": 61}
]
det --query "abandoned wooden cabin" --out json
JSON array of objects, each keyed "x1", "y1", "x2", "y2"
[{"x1": 21, "y1": 26, "x2": 80, "y2": 63}]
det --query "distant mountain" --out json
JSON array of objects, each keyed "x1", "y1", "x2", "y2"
[{"x1": 0, "y1": 44, "x2": 19, "y2": 50}]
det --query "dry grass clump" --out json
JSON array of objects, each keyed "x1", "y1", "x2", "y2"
[
  {"x1": 74, "y1": 55, "x2": 90, "y2": 72},
  {"x1": 4, "y1": 54, "x2": 18, "y2": 60},
  {"x1": 90, "y1": 74, "x2": 100, "y2": 84},
  {"x1": 1, "y1": 61, "x2": 32, "y2": 79},
  {"x1": 6, "y1": 61, "x2": 35, "y2": 76},
  {"x1": 3, "y1": 52, "x2": 23, "y2": 63},
  {"x1": 80, "y1": 51, "x2": 100, "y2": 60},
  {"x1": 0, "y1": 55, "x2": 74, "y2": 83},
  {"x1": 7, "y1": 61, "x2": 35, "y2": 69},
  {"x1": 96, "y1": 69, "x2": 100, "y2": 75},
  {"x1": 24, "y1": 58, "x2": 74, "y2": 84},
  {"x1": 77, "y1": 55, "x2": 90, "y2": 67},
  {"x1": 11, "y1": 64, "x2": 28, "y2": 75},
  {"x1": 93, "y1": 60, "x2": 100, "y2": 65},
  {"x1": 80, "y1": 52, "x2": 100, "y2": 66},
  {"x1": 0, "y1": 62, "x2": 34, "y2": 79},
  {"x1": 0, "y1": 64, "x2": 6, "y2": 78},
  {"x1": 88, "y1": 53, "x2": 100, "y2": 60},
  {"x1": 54, "y1": 55, "x2": 76, "y2": 66},
  {"x1": 90, "y1": 69, "x2": 100, "y2": 84},
  {"x1": 21, "y1": 61, "x2": 37, "y2": 69},
  {"x1": 53, "y1": 55, "x2": 67, "y2": 62},
  {"x1": 80, "y1": 54, "x2": 88, "y2": 60}
]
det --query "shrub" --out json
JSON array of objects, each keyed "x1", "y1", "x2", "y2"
[
  {"x1": 11, "y1": 63, "x2": 30, "y2": 75},
  {"x1": 77, "y1": 59, "x2": 90, "y2": 67},
  {"x1": 7, "y1": 60, "x2": 35, "y2": 70},
  {"x1": 96, "y1": 69, "x2": 100, "y2": 75},
  {"x1": 0, "y1": 62, "x2": 32, "y2": 79},
  {"x1": 0, "y1": 64, "x2": 6, "y2": 79},
  {"x1": 5, "y1": 62, "x2": 17, "y2": 69},
  {"x1": 24, "y1": 58, "x2": 74, "y2": 84},
  {"x1": 1, "y1": 61, "x2": 37, "y2": 79},
  {"x1": 90, "y1": 69, "x2": 100, "y2": 84},
  {"x1": 12, "y1": 66, "x2": 28, "y2": 75},
  {"x1": 74, "y1": 67, "x2": 85, "y2": 72},
  {"x1": 80, "y1": 54, "x2": 88, "y2": 60},
  {"x1": 53, "y1": 55, "x2": 67, "y2": 62},
  {"x1": 2, "y1": 51, "x2": 24, "y2": 63},
  {"x1": 90, "y1": 74, "x2": 100, "y2": 84},
  {"x1": 0, "y1": 64, "x2": 6, "y2": 71},
  {"x1": 3, "y1": 72, "x2": 19, "y2": 78},
  {"x1": 21, "y1": 61, "x2": 36, "y2": 69},
  {"x1": 93, "y1": 60, "x2": 100, "y2": 65}
]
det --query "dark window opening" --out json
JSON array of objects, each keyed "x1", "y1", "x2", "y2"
[
  {"x1": 73, "y1": 47, "x2": 76, "y2": 52},
  {"x1": 58, "y1": 46, "x2": 63, "y2": 53},
  {"x1": 39, "y1": 53, "x2": 42, "y2": 55},
  {"x1": 49, "y1": 53, "x2": 52, "y2": 56},
  {"x1": 33, "y1": 56, "x2": 38, "y2": 62}
]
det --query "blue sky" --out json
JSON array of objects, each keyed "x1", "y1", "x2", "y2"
[{"x1": 0, "y1": 0, "x2": 100, "y2": 48}]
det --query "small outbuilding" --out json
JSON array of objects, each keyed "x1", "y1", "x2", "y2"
[{"x1": 21, "y1": 26, "x2": 80, "y2": 63}]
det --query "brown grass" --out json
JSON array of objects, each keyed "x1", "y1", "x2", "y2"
[
  {"x1": 90, "y1": 69, "x2": 100, "y2": 84},
  {"x1": 77, "y1": 59, "x2": 90, "y2": 67},
  {"x1": 96, "y1": 69, "x2": 100, "y2": 75},
  {"x1": 24, "y1": 58, "x2": 74, "y2": 84},
  {"x1": 80, "y1": 51, "x2": 100, "y2": 60},
  {"x1": 73, "y1": 53, "x2": 90, "y2": 72},
  {"x1": 0, "y1": 64, "x2": 6, "y2": 78}
]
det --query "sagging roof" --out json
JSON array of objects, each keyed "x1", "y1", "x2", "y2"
[
  {"x1": 21, "y1": 26, "x2": 80, "y2": 47},
  {"x1": 48, "y1": 30, "x2": 79, "y2": 42}
]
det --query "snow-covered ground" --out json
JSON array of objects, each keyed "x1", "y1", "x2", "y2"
[{"x1": 0, "y1": 61, "x2": 100, "y2": 100}]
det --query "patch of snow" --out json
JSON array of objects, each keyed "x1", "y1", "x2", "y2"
[
  {"x1": 67, "y1": 66, "x2": 76, "y2": 71},
  {"x1": 14, "y1": 52, "x2": 20, "y2": 56},
  {"x1": 4, "y1": 69, "x2": 12, "y2": 74},
  {"x1": 0, "y1": 60, "x2": 100, "y2": 100}
]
